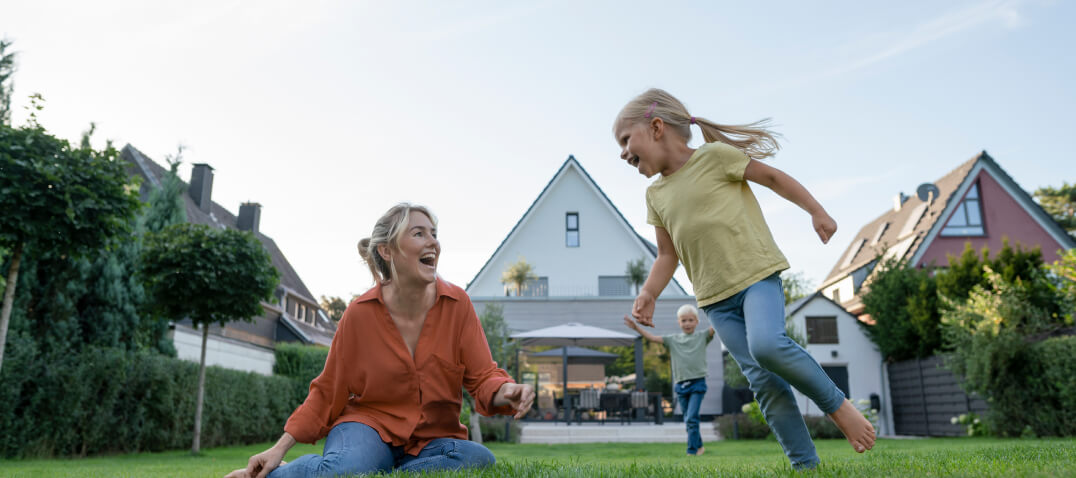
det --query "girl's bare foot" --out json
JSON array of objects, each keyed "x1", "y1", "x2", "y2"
[
  {"x1": 828, "y1": 399, "x2": 875, "y2": 453},
  {"x1": 696, "y1": 446, "x2": 705, "y2": 456}
]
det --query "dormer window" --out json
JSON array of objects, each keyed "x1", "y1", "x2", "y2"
[
  {"x1": 870, "y1": 222, "x2": 889, "y2": 246},
  {"x1": 566, "y1": 212, "x2": 579, "y2": 247},
  {"x1": 841, "y1": 238, "x2": 866, "y2": 268},
  {"x1": 941, "y1": 183, "x2": 984, "y2": 236}
]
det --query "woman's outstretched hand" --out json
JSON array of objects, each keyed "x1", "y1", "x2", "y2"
[
  {"x1": 812, "y1": 212, "x2": 837, "y2": 244},
  {"x1": 497, "y1": 383, "x2": 536, "y2": 419}
]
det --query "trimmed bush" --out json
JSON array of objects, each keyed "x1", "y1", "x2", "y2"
[
  {"x1": 477, "y1": 416, "x2": 521, "y2": 443},
  {"x1": 802, "y1": 415, "x2": 843, "y2": 439},
  {"x1": 1023, "y1": 336, "x2": 1076, "y2": 436},
  {"x1": 714, "y1": 414, "x2": 771, "y2": 439},
  {"x1": 0, "y1": 345, "x2": 305, "y2": 458},
  {"x1": 273, "y1": 342, "x2": 329, "y2": 383}
]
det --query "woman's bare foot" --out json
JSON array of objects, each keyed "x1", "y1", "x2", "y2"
[{"x1": 828, "y1": 399, "x2": 875, "y2": 453}]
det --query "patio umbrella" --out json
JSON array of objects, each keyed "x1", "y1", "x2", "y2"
[{"x1": 511, "y1": 323, "x2": 639, "y2": 400}]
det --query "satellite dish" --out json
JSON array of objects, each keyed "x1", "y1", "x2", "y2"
[{"x1": 916, "y1": 182, "x2": 940, "y2": 203}]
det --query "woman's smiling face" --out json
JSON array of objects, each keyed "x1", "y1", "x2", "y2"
[{"x1": 381, "y1": 211, "x2": 440, "y2": 284}]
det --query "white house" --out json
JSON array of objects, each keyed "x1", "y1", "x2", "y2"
[
  {"x1": 784, "y1": 292, "x2": 892, "y2": 434},
  {"x1": 467, "y1": 155, "x2": 727, "y2": 415}
]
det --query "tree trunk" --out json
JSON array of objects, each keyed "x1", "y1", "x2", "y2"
[
  {"x1": 192, "y1": 322, "x2": 208, "y2": 454},
  {"x1": 0, "y1": 241, "x2": 24, "y2": 375},
  {"x1": 469, "y1": 401, "x2": 483, "y2": 443},
  {"x1": 466, "y1": 398, "x2": 484, "y2": 443}
]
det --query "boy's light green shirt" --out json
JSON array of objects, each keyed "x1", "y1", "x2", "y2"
[
  {"x1": 646, "y1": 142, "x2": 789, "y2": 307},
  {"x1": 662, "y1": 329, "x2": 714, "y2": 384}
]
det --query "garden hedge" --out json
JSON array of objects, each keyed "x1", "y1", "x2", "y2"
[{"x1": 0, "y1": 336, "x2": 305, "y2": 458}]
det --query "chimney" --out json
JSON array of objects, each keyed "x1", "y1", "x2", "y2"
[
  {"x1": 238, "y1": 202, "x2": 262, "y2": 233},
  {"x1": 189, "y1": 163, "x2": 214, "y2": 213},
  {"x1": 893, "y1": 192, "x2": 908, "y2": 212}
]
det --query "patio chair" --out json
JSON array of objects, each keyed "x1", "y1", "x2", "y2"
[
  {"x1": 574, "y1": 388, "x2": 602, "y2": 424},
  {"x1": 629, "y1": 390, "x2": 650, "y2": 423}
]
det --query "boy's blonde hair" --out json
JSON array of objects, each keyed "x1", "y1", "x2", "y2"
[
  {"x1": 357, "y1": 203, "x2": 437, "y2": 284},
  {"x1": 613, "y1": 88, "x2": 781, "y2": 160},
  {"x1": 677, "y1": 304, "x2": 699, "y2": 320}
]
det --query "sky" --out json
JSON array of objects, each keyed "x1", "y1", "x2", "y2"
[{"x1": 3, "y1": 0, "x2": 1074, "y2": 301}]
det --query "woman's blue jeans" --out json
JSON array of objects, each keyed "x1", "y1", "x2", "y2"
[
  {"x1": 702, "y1": 273, "x2": 846, "y2": 470},
  {"x1": 674, "y1": 378, "x2": 707, "y2": 455},
  {"x1": 268, "y1": 422, "x2": 496, "y2": 477}
]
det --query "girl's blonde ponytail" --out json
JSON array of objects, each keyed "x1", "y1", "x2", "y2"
[{"x1": 614, "y1": 88, "x2": 781, "y2": 160}]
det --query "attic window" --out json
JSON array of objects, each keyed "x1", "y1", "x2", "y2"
[
  {"x1": 870, "y1": 222, "x2": 889, "y2": 246},
  {"x1": 841, "y1": 238, "x2": 866, "y2": 268},
  {"x1": 941, "y1": 183, "x2": 984, "y2": 236},
  {"x1": 566, "y1": 213, "x2": 580, "y2": 247}
]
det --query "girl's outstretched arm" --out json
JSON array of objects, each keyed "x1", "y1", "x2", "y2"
[
  {"x1": 744, "y1": 160, "x2": 837, "y2": 243},
  {"x1": 632, "y1": 226, "x2": 678, "y2": 327}
]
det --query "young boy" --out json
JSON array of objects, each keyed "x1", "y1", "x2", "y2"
[{"x1": 625, "y1": 305, "x2": 715, "y2": 456}]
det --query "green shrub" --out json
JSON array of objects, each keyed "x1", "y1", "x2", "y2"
[
  {"x1": 943, "y1": 267, "x2": 1072, "y2": 437},
  {"x1": 0, "y1": 345, "x2": 305, "y2": 458},
  {"x1": 273, "y1": 342, "x2": 329, "y2": 384},
  {"x1": 742, "y1": 400, "x2": 766, "y2": 426},
  {"x1": 714, "y1": 414, "x2": 771, "y2": 439},
  {"x1": 1023, "y1": 336, "x2": 1076, "y2": 436},
  {"x1": 802, "y1": 415, "x2": 843, "y2": 439},
  {"x1": 478, "y1": 416, "x2": 521, "y2": 443},
  {"x1": 860, "y1": 258, "x2": 940, "y2": 361}
]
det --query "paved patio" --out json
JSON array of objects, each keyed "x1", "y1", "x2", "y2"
[{"x1": 519, "y1": 422, "x2": 719, "y2": 444}]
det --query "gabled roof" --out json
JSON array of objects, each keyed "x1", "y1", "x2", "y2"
[
  {"x1": 784, "y1": 291, "x2": 852, "y2": 318},
  {"x1": 466, "y1": 155, "x2": 686, "y2": 294},
  {"x1": 121, "y1": 144, "x2": 323, "y2": 310},
  {"x1": 822, "y1": 151, "x2": 1075, "y2": 288}
]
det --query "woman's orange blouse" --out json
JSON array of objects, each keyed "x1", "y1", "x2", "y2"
[{"x1": 283, "y1": 278, "x2": 514, "y2": 455}]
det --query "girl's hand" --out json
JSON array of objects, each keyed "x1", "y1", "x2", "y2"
[
  {"x1": 632, "y1": 291, "x2": 656, "y2": 327},
  {"x1": 812, "y1": 212, "x2": 837, "y2": 244},
  {"x1": 623, "y1": 315, "x2": 640, "y2": 331}
]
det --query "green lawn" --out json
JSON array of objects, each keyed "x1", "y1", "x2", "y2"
[{"x1": 3, "y1": 438, "x2": 1074, "y2": 477}]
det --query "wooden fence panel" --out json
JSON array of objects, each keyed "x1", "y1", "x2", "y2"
[{"x1": 888, "y1": 355, "x2": 988, "y2": 436}]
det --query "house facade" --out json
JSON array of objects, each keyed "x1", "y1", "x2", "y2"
[
  {"x1": 820, "y1": 151, "x2": 1075, "y2": 316},
  {"x1": 466, "y1": 155, "x2": 726, "y2": 414},
  {"x1": 784, "y1": 293, "x2": 892, "y2": 434},
  {"x1": 122, "y1": 144, "x2": 334, "y2": 375}
]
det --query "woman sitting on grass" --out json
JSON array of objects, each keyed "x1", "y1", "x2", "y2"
[{"x1": 226, "y1": 203, "x2": 534, "y2": 478}]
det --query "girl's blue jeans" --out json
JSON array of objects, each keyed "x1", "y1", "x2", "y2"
[
  {"x1": 674, "y1": 378, "x2": 707, "y2": 455},
  {"x1": 268, "y1": 422, "x2": 495, "y2": 477},
  {"x1": 702, "y1": 272, "x2": 846, "y2": 470}
]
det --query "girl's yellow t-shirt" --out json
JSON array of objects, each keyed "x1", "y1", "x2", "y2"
[{"x1": 646, "y1": 141, "x2": 789, "y2": 307}]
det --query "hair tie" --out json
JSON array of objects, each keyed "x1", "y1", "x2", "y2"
[
  {"x1": 690, "y1": 116, "x2": 696, "y2": 125},
  {"x1": 644, "y1": 102, "x2": 657, "y2": 118}
]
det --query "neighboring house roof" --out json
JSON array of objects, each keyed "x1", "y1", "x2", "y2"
[
  {"x1": 121, "y1": 144, "x2": 335, "y2": 343},
  {"x1": 821, "y1": 151, "x2": 1075, "y2": 289},
  {"x1": 785, "y1": 291, "x2": 850, "y2": 318},
  {"x1": 466, "y1": 155, "x2": 686, "y2": 294}
]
